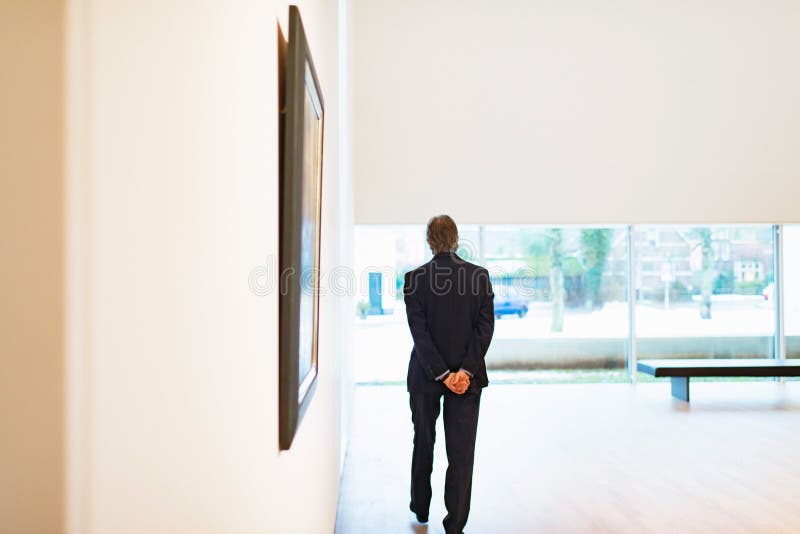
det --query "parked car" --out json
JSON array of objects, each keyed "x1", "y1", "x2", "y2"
[{"x1": 494, "y1": 289, "x2": 529, "y2": 318}]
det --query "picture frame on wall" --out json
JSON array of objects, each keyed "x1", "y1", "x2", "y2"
[{"x1": 278, "y1": 5, "x2": 325, "y2": 451}]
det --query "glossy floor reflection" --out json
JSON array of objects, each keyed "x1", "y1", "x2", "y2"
[{"x1": 335, "y1": 381, "x2": 800, "y2": 533}]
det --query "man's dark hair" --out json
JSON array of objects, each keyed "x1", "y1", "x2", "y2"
[{"x1": 426, "y1": 214, "x2": 458, "y2": 254}]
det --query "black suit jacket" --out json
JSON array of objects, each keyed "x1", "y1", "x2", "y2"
[{"x1": 404, "y1": 251, "x2": 495, "y2": 393}]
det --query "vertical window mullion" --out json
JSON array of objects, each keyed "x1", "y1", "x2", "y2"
[
  {"x1": 627, "y1": 225, "x2": 637, "y2": 383},
  {"x1": 774, "y1": 224, "x2": 786, "y2": 363}
]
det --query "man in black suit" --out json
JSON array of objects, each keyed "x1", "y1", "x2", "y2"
[{"x1": 404, "y1": 215, "x2": 495, "y2": 534}]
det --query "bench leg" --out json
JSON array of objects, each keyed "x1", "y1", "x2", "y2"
[{"x1": 671, "y1": 376, "x2": 690, "y2": 402}]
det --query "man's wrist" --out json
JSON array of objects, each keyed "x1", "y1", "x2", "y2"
[
  {"x1": 459, "y1": 368, "x2": 473, "y2": 378},
  {"x1": 435, "y1": 370, "x2": 451, "y2": 381}
]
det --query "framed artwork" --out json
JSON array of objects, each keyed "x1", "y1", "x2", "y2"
[{"x1": 278, "y1": 5, "x2": 324, "y2": 450}]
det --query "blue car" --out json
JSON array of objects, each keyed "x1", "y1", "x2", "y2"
[{"x1": 494, "y1": 290, "x2": 529, "y2": 318}]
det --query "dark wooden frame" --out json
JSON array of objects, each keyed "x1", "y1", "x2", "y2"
[{"x1": 278, "y1": 5, "x2": 325, "y2": 450}]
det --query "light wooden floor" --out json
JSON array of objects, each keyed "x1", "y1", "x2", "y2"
[{"x1": 335, "y1": 381, "x2": 800, "y2": 534}]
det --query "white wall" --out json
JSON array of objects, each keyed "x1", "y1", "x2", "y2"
[
  {"x1": 0, "y1": 1, "x2": 65, "y2": 532},
  {"x1": 66, "y1": 1, "x2": 352, "y2": 533},
  {"x1": 354, "y1": 0, "x2": 800, "y2": 225},
  {"x1": 337, "y1": 0, "x2": 356, "y2": 469}
]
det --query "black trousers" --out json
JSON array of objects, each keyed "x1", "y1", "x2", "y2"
[{"x1": 410, "y1": 388, "x2": 481, "y2": 534}]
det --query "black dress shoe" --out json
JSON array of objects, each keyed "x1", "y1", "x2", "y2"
[{"x1": 409, "y1": 502, "x2": 428, "y2": 523}]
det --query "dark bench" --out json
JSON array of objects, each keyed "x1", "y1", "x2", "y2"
[{"x1": 637, "y1": 359, "x2": 800, "y2": 401}]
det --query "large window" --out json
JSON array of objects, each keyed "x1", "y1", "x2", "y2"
[
  {"x1": 476, "y1": 226, "x2": 628, "y2": 380},
  {"x1": 634, "y1": 226, "x2": 775, "y2": 361},
  {"x1": 354, "y1": 224, "x2": 786, "y2": 385}
]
